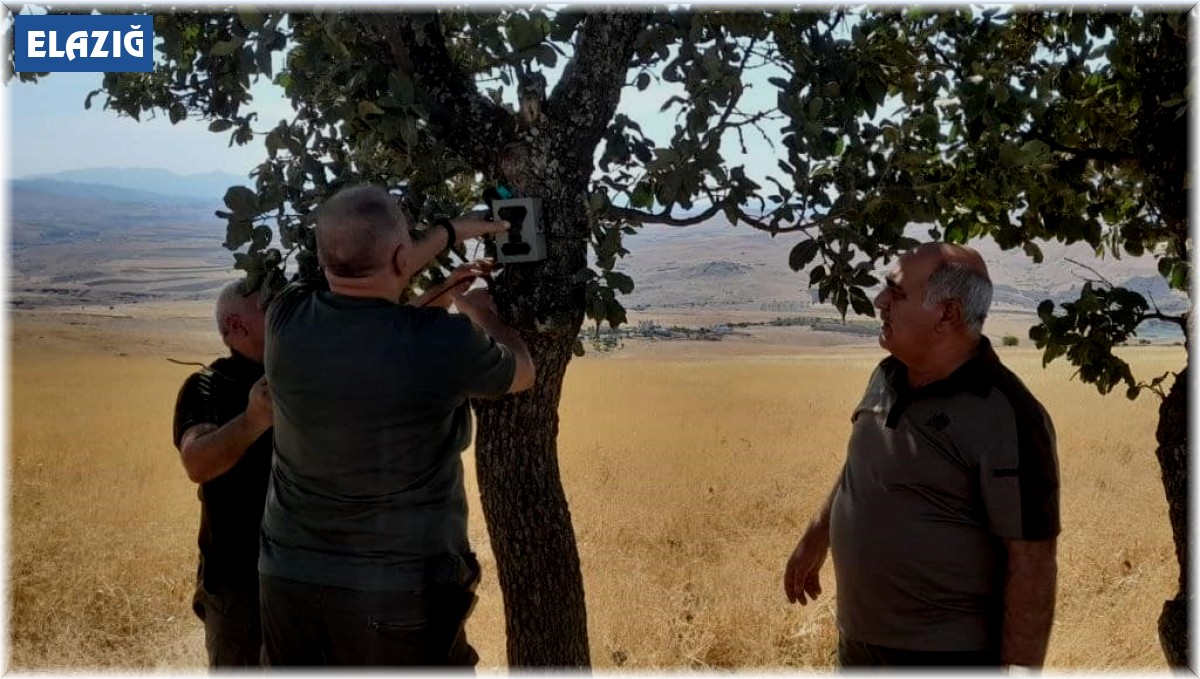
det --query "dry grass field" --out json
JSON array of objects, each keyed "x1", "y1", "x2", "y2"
[{"x1": 7, "y1": 308, "x2": 1184, "y2": 671}]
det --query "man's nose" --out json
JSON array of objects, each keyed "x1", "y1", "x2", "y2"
[{"x1": 874, "y1": 288, "x2": 888, "y2": 310}]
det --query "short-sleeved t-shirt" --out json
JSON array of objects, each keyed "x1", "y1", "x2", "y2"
[
  {"x1": 172, "y1": 352, "x2": 273, "y2": 592},
  {"x1": 829, "y1": 337, "x2": 1059, "y2": 652},
  {"x1": 260, "y1": 283, "x2": 516, "y2": 592}
]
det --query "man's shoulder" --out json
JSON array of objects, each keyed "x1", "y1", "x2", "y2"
[
  {"x1": 265, "y1": 278, "x2": 325, "y2": 325},
  {"x1": 985, "y1": 358, "x2": 1050, "y2": 417},
  {"x1": 177, "y1": 361, "x2": 238, "y2": 402}
]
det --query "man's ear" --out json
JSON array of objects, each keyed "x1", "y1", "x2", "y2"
[
  {"x1": 391, "y1": 241, "x2": 409, "y2": 279},
  {"x1": 939, "y1": 299, "x2": 964, "y2": 331}
]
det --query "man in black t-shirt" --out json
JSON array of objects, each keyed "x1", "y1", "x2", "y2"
[{"x1": 172, "y1": 280, "x2": 273, "y2": 668}]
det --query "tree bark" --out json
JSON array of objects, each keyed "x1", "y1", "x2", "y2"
[
  {"x1": 467, "y1": 14, "x2": 648, "y2": 666},
  {"x1": 470, "y1": 131, "x2": 593, "y2": 666},
  {"x1": 1156, "y1": 362, "x2": 1189, "y2": 669},
  {"x1": 474, "y1": 336, "x2": 589, "y2": 667}
]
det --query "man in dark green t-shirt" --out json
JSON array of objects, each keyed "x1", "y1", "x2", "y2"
[
  {"x1": 260, "y1": 185, "x2": 535, "y2": 666},
  {"x1": 783, "y1": 243, "x2": 1059, "y2": 671}
]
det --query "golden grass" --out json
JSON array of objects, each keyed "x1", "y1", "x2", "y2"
[{"x1": 8, "y1": 321, "x2": 1184, "y2": 670}]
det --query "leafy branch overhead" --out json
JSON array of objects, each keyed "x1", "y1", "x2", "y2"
[{"x1": 11, "y1": 8, "x2": 1186, "y2": 385}]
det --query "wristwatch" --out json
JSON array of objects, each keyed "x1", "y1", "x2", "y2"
[{"x1": 434, "y1": 217, "x2": 456, "y2": 251}]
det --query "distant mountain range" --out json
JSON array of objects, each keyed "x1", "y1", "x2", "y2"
[
  {"x1": 7, "y1": 169, "x2": 1190, "y2": 321},
  {"x1": 16, "y1": 167, "x2": 249, "y2": 204}
]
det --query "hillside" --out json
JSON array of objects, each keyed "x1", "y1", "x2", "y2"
[{"x1": 7, "y1": 174, "x2": 1188, "y2": 328}]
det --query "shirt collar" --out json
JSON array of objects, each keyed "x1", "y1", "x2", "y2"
[{"x1": 881, "y1": 336, "x2": 998, "y2": 400}]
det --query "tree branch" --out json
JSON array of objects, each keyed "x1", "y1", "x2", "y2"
[
  {"x1": 604, "y1": 202, "x2": 833, "y2": 235},
  {"x1": 546, "y1": 12, "x2": 652, "y2": 169},
  {"x1": 1138, "y1": 311, "x2": 1188, "y2": 329},
  {"x1": 366, "y1": 13, "x2": 513, "y2": 175},
  {"x1": 1032, "y1": 132, "x2": 1139, "y2": 163},
  {"x1": 1065, "y1": 256, "x2": 1116, "y2": 288},
  {"x1": 604, "y1": 204, "x2": 722, "y2": 226}
]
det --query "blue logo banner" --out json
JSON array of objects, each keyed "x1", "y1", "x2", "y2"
[{"x1": 15, "y1": 14, "x2": 154, "y2": 72}]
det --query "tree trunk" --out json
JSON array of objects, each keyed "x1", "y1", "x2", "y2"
[
  {"x1": 474, "y1": 336, "x2": 589, "y2": 667},
  {"x1": 1156, "y1": 363, "x2": 1189, "y2": 668},
  {"x1": 470, "y1": 128, "x2": 595, "y2": 665},
  {"x1": 463, "y1": 14, "x2": 648, "y2": 666}
]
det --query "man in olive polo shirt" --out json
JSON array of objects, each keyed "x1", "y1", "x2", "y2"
[
  {"x1": 259, "y1": 185, "x2": 536, "y2": 666},
  {"x1": 784, "y1": 243, "x2": 1059, "y2": 669}
]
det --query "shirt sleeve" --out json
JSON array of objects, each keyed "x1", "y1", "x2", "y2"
[
  {"x1": 440, "y1": 314, "x2": 517, "y2": 399},
  {"x1": 172, "y1": 371, "x2": 220, "y2": 450},
  {"x1": 979, "y1": 396, "x2": 1060, "y2": 541}
]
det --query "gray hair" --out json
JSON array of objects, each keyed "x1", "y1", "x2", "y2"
[{"x1": 923, "y1": 261, "x2": 993, "y2": 337}]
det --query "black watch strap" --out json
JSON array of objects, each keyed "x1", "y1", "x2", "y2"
[{"x1": 434, "y1": 217, "x2": 456, "y2": 250}]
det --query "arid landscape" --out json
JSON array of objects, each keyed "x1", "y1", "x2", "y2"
[{"x1": 6, "y1": 173, "x2": 1189, "y2": 670}]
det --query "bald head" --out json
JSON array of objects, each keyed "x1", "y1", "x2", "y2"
[
  {"x1": 216, "y1": 280, "x2": 266, "y2": 361},
  {"x1": 216, "y1": 280, "x2": 254, "y2": 330},
  {"x1": 316, "y1": 185, "x2": 410, "y2": 279},
  {"x1": 911, "y1": 243, "x2": 993, "y2": 337},
  {"x1": 910, "y1": 242, "x2": 989, "y2": 278}
]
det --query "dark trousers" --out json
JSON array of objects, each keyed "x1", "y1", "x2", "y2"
[
  {"x1": 259, "y1": 574, "x2": 479, "y2": 667},
  {"x1": 838, "y1": 636, "x2": 1001, "y2": 669},
  {"x1": 192, "y1": 584, "x2": 263, "y2": 668}
]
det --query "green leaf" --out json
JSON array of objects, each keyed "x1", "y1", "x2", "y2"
[
  {"x1": 1169, "y1": 261, "x2": 1189, "y2": 291},
  {"x1": 1018, "y1": 140, "x2": 1051, "y2": 165},
  {"x1": 357, "y1": 101, "x2": 385, "y2": 117},
  {"x1": 252, "y1": 225, "x2": 273, "y2": 250},
  {"x1": 809, "y1": 265, "x2": 827, "y2": 286},
  {"x1": 507, "y1": 16, "x2": 544, "y2": 51},
  {"x1": 225, "y1": 219, "x2": 254, "y2": 250},
  {"x1": 400, "y1": 118, "x2": 418, "y2": 147},
  {"x1": 211, "y1": 39, "x2": 244, "y2": 57},
  {"x1": 391, "y1": 72, "x2": 415, "y2": 104},
  {"x1": 865, "y1": 78, "x2": 886, "y2": 106},
  {"x1": 238, "y1": 9, "x2": 266, "y2": 30},
  {"x1": 788, "y1": 239, "x2": 820, "y2": 272},
  {"x1": 631, "y1": 182, "x2": 654, "y2": 209},
  {"x1": 223, "y1": 186, "x2": 259, "y2": 216},
  {"x1": 1022, "y1": 242, "x2": 1044, "y2": 264},
  {"x1": 849, "y1": 286, "x2": 875, "y2": 317},
  {"x1": 636, "y1": 72, "x2": 650, "y2": 91},
  {"x1": 606, "y1": 271, "x2": 635, "y2": 295},
  {"x1": 537, "y1": 44, "x2": 558, "y2": 68},
  {"x1": 992, "y1": 82, "x2": 1010, "y2": 104},
  {"x1": 208, "y1": 119, "x2": 234, "y2": 133}
]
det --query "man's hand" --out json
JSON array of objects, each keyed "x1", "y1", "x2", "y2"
[
  {"x1": 414, "y1": 260, "x2": 494, "y2": 309},
  {"x1": 453, "y1": 286, "x2": 536, "y2": 394},
  {"x1": 785, "y1": 524, "x2": 830, "y2": 605},
  {"x1": 178, "y1": 375, "x2": 273, "y2": 484},
  {"x1": 245, "y1": 376, "x2": 273, "y2": 432},
  {"x1": 453, "y1": 286, "x2": 500, "y2": 325},
  {"x1": 452, "y1": 212, "x2": 510, "y2": 243}
]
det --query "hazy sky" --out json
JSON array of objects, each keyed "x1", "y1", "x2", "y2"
[
  {"x1": 8, "y1": 70, "x2": 291, "y2": 178},
  {"x1": 4, "y1": 24, "x2": 786, "y2": 187}
]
